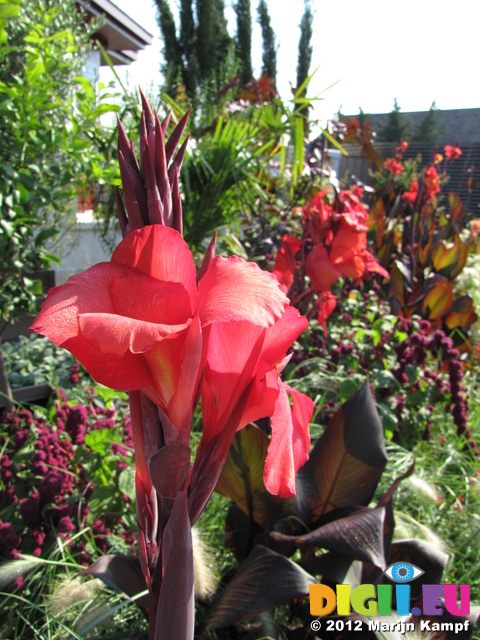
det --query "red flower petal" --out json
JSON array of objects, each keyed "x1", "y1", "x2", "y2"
[
  {"x1": 264, "y1": 382, "x2": 313, "y2": 497},
  {"x1": 197, "y1": 255, "x2": 288, "y2": 327},
  {"x1": 112, "y1": 225, "x2": 197, "y2": 312}
]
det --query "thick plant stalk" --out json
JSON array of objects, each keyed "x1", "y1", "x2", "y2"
[{"x1": 117, "y1": 92, "x2": 194, "y2": 639}]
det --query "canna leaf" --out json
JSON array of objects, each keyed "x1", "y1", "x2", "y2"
[
  {"x1": 81, "y1": 554, "x2": 149, "y2": 612},
  {"x1": 271, "y1": 506, "x2": 386, "y2": 568},
  {"x1": 431, "y1": 234, "x2": 468, "y2": 280},
  {"x1": 207, "y1": 545, "x2": 314, "y2": 629},
  {"x1": 445, "y1": 295, "x2": 478, "y2": 330},
  {"x1": 421, "y1": 278, "x2": 453, "y2": 320},
  {"x1": 296, "y1": 381, "x2": 387, "y2": 525},
  {"x1": 216, "y1": 424, "x2": 293, "y2": 528}
]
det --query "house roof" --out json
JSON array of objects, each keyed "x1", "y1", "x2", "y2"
[
  {"x1": 350, "y1": 108, "x2": 480, "y2": 145},
  {"x1": 77, "y1": 0, "x2": 153, "y2": 65}
]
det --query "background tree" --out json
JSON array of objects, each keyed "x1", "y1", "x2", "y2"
[
  {"x1": 155, "y1": 0, "x2": 235, "y2": 114},
  {"x1": 179, "y1": 0, "x2": 199, "y2": 106},
  {"x1": 257, "y1": 0, "x2": 276, "y2": 87},
  {"x1": 378, "y1": 98, "x2": 409, "y2": 142},
  {"x1": 411, "y1": 101, "x2": 442, "y2": 142},
  {"x1": 296, "y1": 0, "x2": 313, "y2": 91},
  {"x1": 235, "y1": 0, "x2": 253, "y2": 86},
  {"x1": 155, "y1": 0, "x2": 182, "y2": 97}
]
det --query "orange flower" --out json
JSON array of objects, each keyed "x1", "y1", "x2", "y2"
[{"x1": 434, "y1": 153, "x2": 443, "y2": 164}]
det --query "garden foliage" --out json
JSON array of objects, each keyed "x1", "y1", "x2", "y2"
[{"x1": 0, "y1": 46, "x2": 479, "y2": 640}]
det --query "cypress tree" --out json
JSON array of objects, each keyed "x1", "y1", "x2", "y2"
[
  {"x1": 155, "y1": 0, "x2": 182, "y2": 95},
  {"x1": 378, "y1": 98, "x2": 409, "y2": 142},
  {"x1": 179, "y1": 0, "x2": 199, "y2": 102},
  {"x1": 296, "y1": 0, "x2": 313, "y2": 91},
  {"x1": 235, "y1": 0, "x2": 252, "y2": 86},
  {"x1": 257, "y1": 0, "x2": 276, "y2": 86},
  {"x1": 412, "y1": 102, "x2": 442, "y2": 142}
]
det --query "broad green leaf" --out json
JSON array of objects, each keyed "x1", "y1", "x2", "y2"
[
  {"x1": 34, "y1": 227, "x2": 58, "y2": 247},
  {"x1": 296, "y1": 381, "x2": 387, "y2": 524},
  {"x1": 0, "y1": 2, "x2": 21, "y2": 19},
  {"x1": 25, "y1": 57, "x2": 45, "y2": 83},
  {"x1": 216, "y1": 424, "x2": 292, "y2": 528},
  {"x1": 118, "y1": 466, "x2": 135, "y2": 502},
  {"x1": 207, "y1": 545, "x2": 315, "y2": 629},
  {"x1": 84, "y1": 427, "x2": 119, "y2": 455}
]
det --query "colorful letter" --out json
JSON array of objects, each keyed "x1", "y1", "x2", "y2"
[
  {"x1": 377, "y1": 584, "x2": 393, "y2": 615},
  {"x1": 395, "y1": 584, "x2": 411, "y2": 616},
  {"x1": 444, "y1": 584, "x2": 470, "y2": 616},
  {"x1": 336, "y1": 585, "x2": 351, "y2": 615},
  {"x1": 310, "y1": 584, "x2": 336, "y2": 616},
  {"x1": 351, "y1": 584, "x2": 378, "y2": 616},
  {"x1": 422, "y1": 584, "x2": 444, "y2": 615}
]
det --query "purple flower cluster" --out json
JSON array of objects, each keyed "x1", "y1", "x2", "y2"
[
  {"x1": 0, "y1": 389, "x2": 136, "y2": 564},
  {"x1": 296, "y1": 285, "x2": 477, "y2": 453}
]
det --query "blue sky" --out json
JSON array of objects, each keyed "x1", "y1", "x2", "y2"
[{"x1": 105, "y1": 0, "x2": 480, "y2": 122}]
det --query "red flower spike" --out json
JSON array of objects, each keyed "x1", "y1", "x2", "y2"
[
  {"x1": 139, "y1": 88, "x2": 155, "y2": 137},
  {"x1": 153, "y1": 112, "x2": 170, "y2": 221},
  {"x1": 141, "y1": 129, "x2": 164, "y2": 226},
  {"x1": 171, "y1": 167, "x2": 182, "y2": 235},
  {"x1": 160, "y1": 109, "x2": 171, "y2": 136},
  {"x1": 168, "y1": 134, "x2": 190, "y2": 185},
  {"x1": 118, "y1": 150, "x2": 148, "y2": 230},
  {"x1": 165, "y1": 105, "x2": 192, "y2": 166},
  {"x1": 115, "y1": 187, "x2": 128, "y2": 238}
]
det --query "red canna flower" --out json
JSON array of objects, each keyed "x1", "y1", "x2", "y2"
[
  {"x1": 402, "y1": 179, "x2": 419, "y2": 203},
  {"x1": 315, "y1": 291, "x2": 337, "y2": 334},
  {"x1": 424, "y1": 166, "x2": 440, "y2": 197},
  {"x1": 272, "y1": 234, "x2": 302, "y2": 294},
  {"x1": 384, "y1": 158, "x2": 404, "y2": 176},
  {"x1": 303, "y1": 190, "x2": 388, "y2": 292},
  {"x1": 31, "y1": 225, "x2": 311, "y2": 498},
  {"x1": 444, "y1": 145, "x2": 462, "y2": 160}
]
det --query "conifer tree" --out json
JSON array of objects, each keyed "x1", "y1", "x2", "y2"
[
  {"x1": 235, "y1": 0, "x2": 252, "y2": 86},
  {"x1": 155, "y1": 0, "x2": 234, "y2": 109},
  {"x1": 296, "y1": 0, "x2": 313, "y2": 91},
  {"x1": 412, "y1": 102, "x2": 442, "y2": 142},
  {"x1": 155, "y1": 0, "x2": 182, "y2": 96},
  {"x1": 378, "y1": 98, "x2": 409, "y2": 142},
  {"x1": 180, "y1": 0, "x2": 199, "y2": 103},
  {"x1": 257, "y1": 0, "x2": 276, "y2": 86}
]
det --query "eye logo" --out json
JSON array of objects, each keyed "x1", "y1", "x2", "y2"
[{"x1": 384, "y1": 562, "x2": 424, "y2": 583}]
